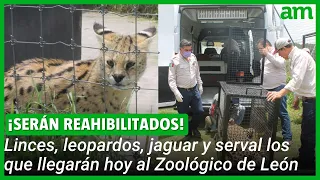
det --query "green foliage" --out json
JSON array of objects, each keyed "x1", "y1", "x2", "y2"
[
  {"x1": 6, "y1": 81, "x2": 79, "y2": 114},
  {"x1": 4, "y1": 84, "x2": 144, "y2": 162},
  {"x1": 285, "y1": 60, "x2": 293, "y2": 106},
  {"x1": 81, "y1": 4, "x2": 158, "y2": 20},
  {"x1": 285, "y1": 60, "x2": 303, "y2": 125},
  {"x1": 292, "y1": 42, "x2": 316, "y2": 60}
]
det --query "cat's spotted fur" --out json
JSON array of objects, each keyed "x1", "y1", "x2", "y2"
[{"x1": 4, "y1": 22, "x2": 156, "y2": 113}]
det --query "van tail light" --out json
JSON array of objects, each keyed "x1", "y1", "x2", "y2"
[{"x1": 210, "y1": 104, "x2": 216, "y2": 116}]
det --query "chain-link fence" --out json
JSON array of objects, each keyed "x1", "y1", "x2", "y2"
[
  {"x1": 4, "y1": 4, "x2": 159, "y2": 115},
  {"x1": 223, "y1": 27, "x2": 267, "y2": 85},
  {"x1": 215, "y1": 82, "x2": 280, "y2": 168},
  {"x1": 302, "y1": 32, "x2": 316, "y2": 60},
  {"x1": 4, "y1": 4, "x2": 159, "y2": 172}
]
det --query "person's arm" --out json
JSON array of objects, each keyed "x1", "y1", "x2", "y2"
[
  {"x1": 195, "y1": 60, "x2": 203, "y2": 86},
  {"x1": 195, "y1": 60, "x2": 203, "y2": 95},
  {"x1": 278, "y1": 88, "x2": 291, "y2": 97},
  {"x1": 267, "y1": 88, "x2": 291, "y2": 102},
  {"x1": 265, "y1": 52, "x2": 285, "y2": 68},
  {"x1": 168, "y1": 59, "x2": 178, "y2": 94},
  {"x1": 284, "y1": 54, "x2": 308, "y2": 92},
  {"x1": 267, "y1": 54, "x2": 308, "y2": 102},
  {"x1": 168, "y1": 58, "x2": 183, "y2": 102}
]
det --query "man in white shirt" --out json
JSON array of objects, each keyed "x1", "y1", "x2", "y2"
[
  {"x1": 302, "y1": 47, "x2": 311, "y2": 54},
  {"x1": 292, "y1": 47, "x2": 311, "y2": 110},
  {"x1": 267, "y1": 38, "x2": 316, "y2": 169},
  {"x1": 168, "y1": 39, "x2": 204, "y2": 141},
  {"x1": 257, "y1": 39, "x2": 292, "y2": 144}
]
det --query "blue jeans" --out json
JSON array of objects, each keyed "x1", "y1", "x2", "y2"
[
  {"x1": 269, "y1": 84, "x2": 292, "y2": 141},
  {"x1": 176, "y1": 85, "x2": 204, "y2": 135},
  {"x1": 298, "y1": 98, "x2": 315, "y2": 166}
]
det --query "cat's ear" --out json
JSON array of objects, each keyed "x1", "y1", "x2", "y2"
[
  {"x1": 136, "y1": 26, "x2": 157, "y2": 47},
  {"x1": 93, "y1": 22, "x2": 116, "y2": 43}
]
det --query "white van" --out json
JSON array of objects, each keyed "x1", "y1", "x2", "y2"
[{"x1": 158, "y1": 4, "x2": 279, "y2": 116}]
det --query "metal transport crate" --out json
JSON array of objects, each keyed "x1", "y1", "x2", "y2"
[
  {"x1": 222, "y1": 27, "x2": 267, "y2": 85},
  {"x1": 214, "y1": 81, "x2": 280, "y2": 168}
]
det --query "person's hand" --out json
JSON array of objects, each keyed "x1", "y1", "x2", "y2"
[
  {"x1": 292, "y1": 96, "x2": 300, "y2": 110},
  {"x1": 267, "y1": 46, "x2": 273, "y2": 52},
  {"x1": 174, "y1": 92, "x2": 183, "y2": 102},
  {"x1": 259, "y1": 47, "x2": 268, "y2": 56},
  {"x1": 266, "y1": 91, "x2": 282, "y2": 102},
  {"x1": 199, "y1": 85, "x2": 203, "y2": 95}
]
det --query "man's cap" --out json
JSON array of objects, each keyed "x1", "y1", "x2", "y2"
[{"x1": 273, "y1": 38, "x2": 292, "y2": 54}]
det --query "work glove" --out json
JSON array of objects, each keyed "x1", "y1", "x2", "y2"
[
  {"x1": 198, "y1": 84, "x2": 203, "y2": 95},
  {"x1": 174, "y1": 91, "x2": 183, "y2": 102}
]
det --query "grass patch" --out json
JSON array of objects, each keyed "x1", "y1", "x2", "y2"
[
  {"x1": 81, "y1": 4, "x2": 158, "y2": 21},
  {"x1": 158, "y1": 106, "x2": 178, "y2": 114},
  {"x1": 4, "y1": 84, "x2": 137, "y2": 162}
]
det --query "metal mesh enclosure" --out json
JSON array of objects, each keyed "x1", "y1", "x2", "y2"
[
  {"x1": 4, "y1": 4, "x2": 158, "y2": 166},
  {"x1": 4, "y1": 5, "x2": 158, "y2": 114},
  {"x1": 302, "y1": 32, "x2": 316, "y2": 60},
  {"x1": 215, "y1": 81, "x2": 280, "y2": 168},
  {"x1": 222, "y1": 27, "x2": 267, "y2": 85}
]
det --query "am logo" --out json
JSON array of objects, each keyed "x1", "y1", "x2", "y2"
[{"x1": 280, "y1": 6, "x2": 314, "y2": 20}]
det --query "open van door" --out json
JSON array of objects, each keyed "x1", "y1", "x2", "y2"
[{"x1": 158, "y1": 5, "x2": 180, "y2": 108}]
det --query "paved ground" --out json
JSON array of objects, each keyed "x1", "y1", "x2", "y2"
[{"x1": 81, "y1": 11, "x2": 158, "y2": 114}]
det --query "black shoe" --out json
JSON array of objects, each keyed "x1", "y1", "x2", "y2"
[
  {"x1": 180, "y1": 135, "x2": 192, "y2": 142},
  {"x1": 292, "y1": 157, "x2": 315, "y2": 170},
  {"x1": 192, "y1": 129, "x2": 201, "y2": 137},
  {"x1": 192, "y1": 129, "x2": 202, "y2": 141},
  {"x1": 205, "y1": 127, "x2": 211, "y2": 135}
]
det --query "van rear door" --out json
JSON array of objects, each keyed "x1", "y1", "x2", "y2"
[{"x1": 158, "y1": 5, "x2": 179, "y2": 107}]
